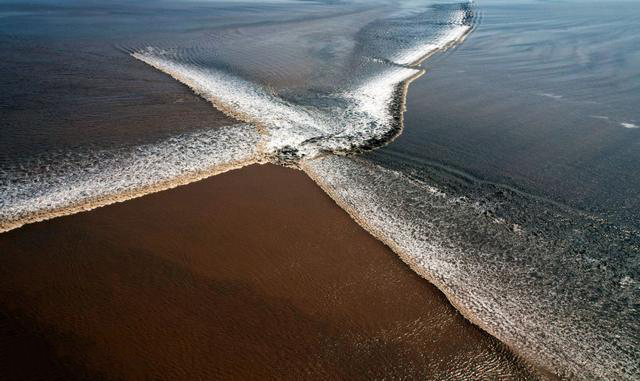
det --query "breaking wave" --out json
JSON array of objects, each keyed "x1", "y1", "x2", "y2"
[
  {"x1": 0, "y1": 124, "x2": 260, "y2": 232},
  {"x1": 132, "y1": 47, "x2": 422, "y2": 163},
  {"x1": 0, "y1": 1, "x2": 475, "y2": 232},
  {"x1": 5, "y1": 1, "x2": 639, "y2": 379},
  {"x1": 304, "y1": 155, "x2": 640, "y2": 380}
]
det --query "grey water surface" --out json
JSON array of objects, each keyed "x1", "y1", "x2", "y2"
[{"x1": 1, "y1": 0, "x2": 639, "y2": 379}]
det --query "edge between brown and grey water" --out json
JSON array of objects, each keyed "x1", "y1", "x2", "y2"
[{"x1": 0, "y1": 10, "x2": 561, "y2": 381}]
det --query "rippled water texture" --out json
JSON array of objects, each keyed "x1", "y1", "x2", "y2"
[
  {"x1": 1, "y1": 0, "x2": 639, "y2": 379},
  {"x1": 1, "y1": 0, "x2": 474, "y2": 230},
  {"x1": 359, "y1": 1, "x2": 640, "y2": 378}
]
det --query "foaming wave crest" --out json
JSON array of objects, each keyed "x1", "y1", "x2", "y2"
[
  {"x1": 4, "y1": 1, "x2": 638, "y2": 379},
  {"x1": 303, "y1": 155, "x2": 640, "y2": 380},
  {"x1": 355, "y1": 1, "x2": 474, "y2": 65},
  {"x1": 129, "y1": 1, "x2": 475, "y2": 163},
  {"x1": 0, "y1": 125, "x2": 260, "y2": 232},
  {"x1": 2, "y1": 0, "x2": 476, "y2": 232},
  {"x1": 132, "y1": 48, "x2": 422, "y2": 163}
]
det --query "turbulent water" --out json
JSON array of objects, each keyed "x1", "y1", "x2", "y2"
[
  {"x1": 1, "y1": 0, "x2": 639, "y2": 379},
  {"x1": 1, "y1": 0, "x2": 474, "y2": 229}
]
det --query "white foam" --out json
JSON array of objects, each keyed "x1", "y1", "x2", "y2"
[
  {"x1": 621, "y1": 122, "x2": 639, "y2": 129},
  {"x1": 346, "y1": 65, "x2": 421, "y2": 123},
  {"x1": 130, "y1": 0, "x2": 474, "y2": 159},
  {"x1": 133, "y1": 49, "x2": 325, "y2": 155},
  {"x1": 0, "y1": 124, "x2": 260, "y2": 232},
  {"x1": 393, "y1": 10, "x2": 472, "y2": 65},
  {"x1": 303, "y1": 155, "x2": 639, "y2": 380},
  {"x1": 0, "y1": 48, "x2": 422, "y2": 232},
  {"x1": 133, "y1": 49, "x2": 421, "y2": 160},
  {"x1": 2, "y1": 2, "x2": 460, "y2": 233}
]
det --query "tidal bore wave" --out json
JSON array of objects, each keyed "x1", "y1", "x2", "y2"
[
  {"x1": 0, "y1": 125, "x2": 260, "y2": 232},
  {"x1": 3, "y1": 1, "x2": 638, "y2": 379},
  {"x1": 304, "y1": 155, "x2": 639, "y2": 380},
  {"x1": 1, "y1": 1, "x2": 474, "y2": 231}
]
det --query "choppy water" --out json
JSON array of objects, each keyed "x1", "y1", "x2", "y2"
[
  {"x1": 1, "y1": 0, "x2": 639, "y2": 379},
  {"x1": 1, "y1": 0, "x2": 474, "y2": 229}
]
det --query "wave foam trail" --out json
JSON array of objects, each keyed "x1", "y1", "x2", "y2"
[
  {"x1": 355, "y1": 1, "x2": 474, "y2": 65},
  {"x1": 0, "y1": 125, "x2": 260, "y2": 233},
  {"x1": 5, "y1": 1, "x2": 639, "y2": 379},
  {"x1": 133, "y1": 48, "x2": 325, "y2": 158},
  {"x1": 2, "y1": 1, "x2": 476, "y2": 232},
  {"x1": 130, "y1": 2, "x2": 475, "y2": 163},
  {"x1": 132, "y1": 49, "x2": 421, "y2": 163},
  {"x1": 303, "y1": 155, "x2": 640, "y2": 380},
  {"x1": 394, "y1": 9, "x2": 472, "y2": 65}
]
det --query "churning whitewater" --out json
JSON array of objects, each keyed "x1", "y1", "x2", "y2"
[
  {"x1": 0, "y1": 1, "x2": 474, "y2": 232},
  {"x1": 3, "y1": 1, "x2": 638, "y2": 379}
]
